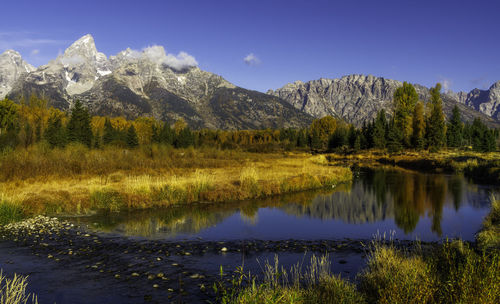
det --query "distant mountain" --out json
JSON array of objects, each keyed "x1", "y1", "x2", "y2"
[
  {"x1": 3, "y1": 34, "x2": 312, "y2": 129},
  {"x1": 449, "y1": 81, "x2": 500, "y2": 121},
  {"x1": 268, "y1": 75, "x2": 500, "y2": 128},
  {"x1": 0, "y1": 50, "x2": 35, "y2": 98},
  {"x1": 1, "y1": 35, "x2": 498, "y2": 129}
]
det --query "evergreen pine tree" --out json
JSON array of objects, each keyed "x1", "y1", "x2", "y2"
[
  {"x1": 102, "y1": 118, "x2": 115, "y2": 145},
  {"x1": 151, "y1": 124, "x2": 160, "y2": 143},
  {"x1": 160, "y1": 122, "x2": 175, "y2": 145},
  {"x1": 44, "y1": 113, "x2": 66, "y2": 148},
  {"x1": 66, "y1": 100, "x2": 92, "y2": 147},
  {"x1": 174, "y1": 126, "x2": 194, "y2": 148},
  {"x1": 447, "y1": 105, "x2": 463, "y2": 148},
  {"x1": 387, "y1": 118, "x2": 403, "y2": 152},
  {"x1": 126, "y1": 124, "x2": 139, "y2": 148},
  {"x1": 296, "y1": 129, "x2": 307, "y2": 147},
  {"x1": 373, "y1": 109, "x2": 387, "y2": 149}
]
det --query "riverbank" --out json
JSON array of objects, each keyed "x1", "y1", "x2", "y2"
[
  {"x1": 326, "y1": 150, "x2": 500, "y2": 184},
  {"x1": 0, "y1": 146, "x2": 351, "y2": 221},
  {"x1": 216, "y1": 200, "x2": 500, "y2": 304}
]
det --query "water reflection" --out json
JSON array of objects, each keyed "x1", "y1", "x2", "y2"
[{"x1": 72, "y1": 168, "x2": 496, "y2": 241}]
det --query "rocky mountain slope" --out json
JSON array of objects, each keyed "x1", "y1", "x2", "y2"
[
  {"x1": 1, "y1": 34, "x2": 498, "y2": 129},
  {"x1": 0, "y1": 50, "x2": 35, "y2": 99},
  {"x1": 268, "y1": 75, "x2": 500, "y2": 127},
  {"x1": 3, "y1": 34, "x2": 312, "y2": 129}
]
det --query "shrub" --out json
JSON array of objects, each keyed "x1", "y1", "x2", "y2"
[{"x1": 359, "y1": 244, "x2": 435, "y2": 304}]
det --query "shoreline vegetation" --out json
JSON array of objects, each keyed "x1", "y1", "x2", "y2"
[
  {"x1": 0, "y1": 147, "x2": 352, "y2": 222},
  {"x1": 215, "y1": 200, "x2": 500, "y2": 304}
]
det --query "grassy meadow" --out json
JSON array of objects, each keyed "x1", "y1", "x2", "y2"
[{"x1": 0, "y1": 143, "x2": 351, "y2": 222}]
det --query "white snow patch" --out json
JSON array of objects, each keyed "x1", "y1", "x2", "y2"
[
  {"x1": 177, "y1": 76, "x2": 186, "y2": 85},
  {"x1": 97, "y1": 69, "x2": 112, "y2": 76}
]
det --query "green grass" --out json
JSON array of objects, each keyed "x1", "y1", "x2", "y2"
[
  {"x1": 430, "y1": 240, "x2": 499, "y2": 304},
  {"x1": 358, "y1": 241, "x2": 435, "y2": 304},
  {"x1": 222, "y1": 238, "x2": 499, "y2": 304},
  {"x1": 214, "y1": 254, "x2": 365, "y2": 304},
  {"x1": 0, "y1": 200, "x2": 24, "y2": 225},
  {"x1": 476, "y1": 199, "x2": 500, "y2": 251},
  {"x1": 0, "y1": 271, "x2": 38, "y2": 304}
]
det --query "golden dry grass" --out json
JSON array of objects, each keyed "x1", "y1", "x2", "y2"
[{"x1": 0, "y1": 146, "x2": 351, "y2": 216}]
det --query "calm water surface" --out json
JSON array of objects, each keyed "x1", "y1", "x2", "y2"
[{"x1": 72, "y1": 168, "x2": 498, "y2": 242}]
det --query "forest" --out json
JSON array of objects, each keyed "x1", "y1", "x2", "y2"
[{"x1": 0, "y1": 83, "x2": 497, "y2": 154}]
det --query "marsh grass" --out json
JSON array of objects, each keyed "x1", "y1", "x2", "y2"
[
  {"x1": 0, "y1": 199, "x2": 24, "y2": 225},
  {"x1": 0, "y1": 271, "x2": 38, "y2": 304},
  {"x1": 430, "y1": 240, "x2": 499, "y2": 304},
  {"x1": 358, "y1": 239, "x2": 436, "y2": 304},
  {"x1": 0, "y1": 147, "x2": 351, "y2": 215},
  {"x1": 476, "y1": 199, "x2": 500, "y2": 250},
  {"x1": 214, "y1": 254, "x2": 365, "y2": 304}
]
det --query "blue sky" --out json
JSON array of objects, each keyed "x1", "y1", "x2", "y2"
[{"x1": 1, "y1": 0, "x2": 499, "y2": 93}]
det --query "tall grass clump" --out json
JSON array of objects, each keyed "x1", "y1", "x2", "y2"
[
  {"x1": 0, "y1": 199, "x2": 24, "y2": 225},
  {"x1": 239, "y1": 166, "x2": 259, "y2": 195},
  {"x1": 214, "y1": 254, "x2": 364, "y2": 304},
  {"x1": 476, "y1": 198, "x2": 500, "y2": 250},
  {"x1": 430, "y1": 240, "x2": 499, "y2": 304},
  {"x1": 358, "y1": 240, "x2": 435, "y2": 304},
  {"x1": 90, "y1": 189, "x2": 125, "y2": 212},
  {"x1": 0, "y1": 271, "x2": 38, "y2": 304}
]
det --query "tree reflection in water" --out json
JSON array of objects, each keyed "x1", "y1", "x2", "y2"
[{"x1": 72, "y1": 168, "x2": 492, "y2": 239}]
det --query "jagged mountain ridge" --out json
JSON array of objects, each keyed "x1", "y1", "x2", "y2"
[
  {"x1": 3, "y1": 34, "x2": 312, "y2": 129},
  {"x1": 268, "y1": 75, "x2": 500, "y2": 128},
  {"x1": 0, "y1": 50, "x2": 35, "y2": 98},
  {"x1": 1, "y1": 34, "x2": 499, "y2": 129}
]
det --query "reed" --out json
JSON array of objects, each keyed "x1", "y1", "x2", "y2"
[{"x1": 0, "y1": 271, "x2": 38, "y2": 304}]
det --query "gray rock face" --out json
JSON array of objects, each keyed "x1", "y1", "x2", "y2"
[
  {"x1": 0, "y1": 50, "x2": 35, "y2": 98},
  {"x1": 450, "y1": 81, "x2": 500, "y2": 120},
  {"x1": 5, "y1": 34, "x2": 312, "y2": 129},
  {"x1": 269, "y1": 74, "x2": 500, "y2": 127}
]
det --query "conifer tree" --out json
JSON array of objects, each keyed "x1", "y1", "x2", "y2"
[
  {"x1": 44, "y1": 113, "x2": 66, "y2": 148},
  {"x1": 387, "y1": 118, "x2": 403, "y2": 152},
  {"x1": 160, "y1": 122, "x2": 175, "y2": 145},
  {"x1": 102, "y1": 118, "x2": 116, "y2": 145},
  {"x1": 426, "y1": 83, "x2": 446, "y2": 151},
  {"x1": 296, "y1": 129, "x2": 308, "y2": 147},
  {"x1": 126, "y1": 124, "x2": 139, "y2": 148},
  {"x1": 411, "y1": 101, "x2": 426, "y2": 150},
  {"x1": 447, "y1": 105, "x2": 463, "y2": 148},
  {"x1": 174, "y1": 126, "x2": 194, "y2": 148},
  {"x1": 373, "y1": 109, "x2": 387, "y2": 149},
  {"x1": 66, "y1": 100, "x2": 92, "y2": 147}
]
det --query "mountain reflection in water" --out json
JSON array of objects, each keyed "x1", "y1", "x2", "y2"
[{"x1": 72, "y1": 168, "x2": 496, "y2": 241}]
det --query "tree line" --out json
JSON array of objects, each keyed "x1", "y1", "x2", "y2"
[{"x1": 0, "y1": 83, "x2": 498, "y2": 153}]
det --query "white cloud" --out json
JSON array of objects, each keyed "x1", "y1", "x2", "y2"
[
  {"x1": 30, "y1": 49, "x2": 39, "y2": 56},
  {"x1": 438, "y1": 76, "x2": 453, "y2": 93},
  {"x1": 126, "y1": 45, "x2": 198, "y2": 70},
  {"x1": 0, "y1": 32, "x2": 66, "y2": 50},
  {"x1": 59, "y1": 55, "x2": 85, "y2": 66},
  {"x1": 244, "y1": 53, "x2": 261, "y2": 66}
]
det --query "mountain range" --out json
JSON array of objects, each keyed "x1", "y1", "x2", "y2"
[{"x1": 1, "y1": 34, "x2": 499, "y2": 129}]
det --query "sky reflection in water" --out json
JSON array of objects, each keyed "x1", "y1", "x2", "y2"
[{"x1": 74, "y1": 168, "x2": 497, "y2": 242}]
